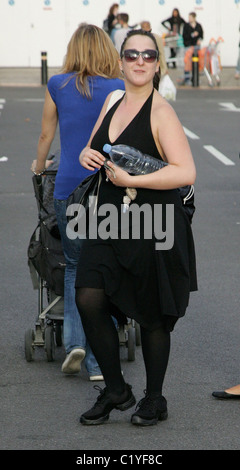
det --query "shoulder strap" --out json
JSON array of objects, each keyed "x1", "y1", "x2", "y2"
[{"x1": 106, "y1": 89, "x2": 125, "y2": 113}]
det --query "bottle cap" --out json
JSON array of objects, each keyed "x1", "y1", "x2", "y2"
[{"x1": 103, "y1": 144, "x2": 112, "y2": 154}]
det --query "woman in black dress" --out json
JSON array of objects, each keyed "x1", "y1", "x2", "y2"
[
  {"x1": 75, "y1": 29, "x2": 197, "y2": 426},
  {"x1": 161, "y1": 8, "x2": 186, "y2": 66}
]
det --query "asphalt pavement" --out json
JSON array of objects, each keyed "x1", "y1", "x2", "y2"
[
  {"x1": 0, "y1": 73, "x2": 240, "y2": 457},
  {"x1": 1, "y1": 65, "x2": 240, "y2": 89}
]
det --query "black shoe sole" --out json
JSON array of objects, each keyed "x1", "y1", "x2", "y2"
[
  {"x1": 131, "y1": 410, "x2": 168, "y2": 426},
  {"x1": 212, "y1": 391, "x2": 240, "y2": 399},
  {"x1": 80, "y1": 394, "x2": 136, "y2": 425},
  {"x1": 80, "y1": 413, "x2": 110, "y2": 425},
  {"x1": 115, "y1": 394, "x2": 136, "y2": 411}
]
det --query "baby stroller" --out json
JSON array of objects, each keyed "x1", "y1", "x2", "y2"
[
  {"x1": 25, "y1": 151, "x2": 65, "y2": 362},
  {"x1": 118, "y1": 319, "x2": 141, "y2": 361}
]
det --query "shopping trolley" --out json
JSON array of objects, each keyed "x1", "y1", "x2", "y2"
[
  {"x1": 162, "y1": 32, "x2": 185, "y2": 69},
  {"x1": 201, "y1": 37, "x2": 224, "y2": 86}
]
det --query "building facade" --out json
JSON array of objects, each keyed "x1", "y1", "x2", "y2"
[{"x1": 1, "y1": 0, "x2": 239, "y2": 68}]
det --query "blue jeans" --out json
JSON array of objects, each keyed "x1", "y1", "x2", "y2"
[{"x1": 54, "y1": 198, "x2": 102, "y2": 376}]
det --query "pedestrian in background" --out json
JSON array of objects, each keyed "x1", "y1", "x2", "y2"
[
  {"x1": 212, "y1": 384, "x2": 240, "y2": 399},
  {"x1": 161, "y1": 8, "x2": 186, "y2": 67},
  {"x1": 31, "y1": 23, "x2": 125, "y2": 380},
  {"x1": 113, "y1": 13, "x2": 131, "y2": 54},
  {"x1": 179, "y1": 12, "x2": 204, "y2": 85},
  {"x1": 235, "y1": 25, "x2": 240, "y2": 79},
  {"x1": 103, "y1": 3, "x2": 119, "y2": 36}
]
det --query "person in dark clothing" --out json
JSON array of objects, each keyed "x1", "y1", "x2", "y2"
[
  {"x1": 180, "y1": 12, "x2": 204, "y2": 85},
  {"x1": 75, "y1": 29, "x2": 197, "y2": 427},
  {"x1": 161, "y1": 8, "x2": 186, "y2": 67},
  {"x1": 106, "y1": 3, "x2": 119, "y2": 36},
  {"x1": 182, "y1": 12, "x2": 203, "y2": 47}
]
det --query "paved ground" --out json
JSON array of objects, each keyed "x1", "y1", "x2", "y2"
[
  {"x1": 0, "y1": 65, "x2": 240, "y2": 89},
  {"x1": 0, "y1": 80, "x2": 239, "y2": 456}
]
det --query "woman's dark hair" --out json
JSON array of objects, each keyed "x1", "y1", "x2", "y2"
[
  {"x1": 120, "y1": 29, "x2": 161, "y2": 90},
  {"x1": 172, "y1": 8, "x2": 180, "y2": 17},
  {"x1": 108, "y1": 3, "x2": 118, "y2": 17},
  {"x1": 120, "y1": 29, "x2": 159, "y2": 59}
]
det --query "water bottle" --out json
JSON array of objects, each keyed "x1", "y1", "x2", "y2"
[{"x1": 103, "y1": 143, "x2": 167, "y2": 175}]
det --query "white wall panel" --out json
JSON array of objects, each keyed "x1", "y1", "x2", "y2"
[{"x1": 0, "y1": 0, "x2": 239, "y2": 67}]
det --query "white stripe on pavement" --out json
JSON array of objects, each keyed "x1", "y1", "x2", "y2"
[
  {"x1": 219, "y1": 102, "x2": 240, "y2": 112},
  {"x1": 16, "y1": 98, "x2": 44, "y2": 102},
  {"x1": 183, "y1": 127, "x2": 200, "y2": 140},
  {"x1": 203, "y1": 145, "x2": 235, "y2": 166}
]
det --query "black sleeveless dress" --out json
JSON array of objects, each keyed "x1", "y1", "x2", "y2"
[{"x1": 75, "y1": 90, "x2": 197, "y2": 332}]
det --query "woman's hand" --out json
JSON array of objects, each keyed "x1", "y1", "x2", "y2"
[
  {"x1": 31, "y1": 158, "x2": 53, "y2": 174},
  {"x1": 105, "y1": 160, "x2": 133, "y2": 187},
  {"x1": 80, "y1": 146, "x2": 105, "y2": 171}
]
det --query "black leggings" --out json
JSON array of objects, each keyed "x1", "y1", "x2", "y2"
[{"x1": 75, "y1": 287, "x2": 170, "y2": 396}]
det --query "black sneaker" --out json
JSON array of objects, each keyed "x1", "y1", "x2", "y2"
[
  {"x1": 131, "y1": 391, "x2": 168, "y2": 426},
  {"x1": 80, "y1": 384, "x2": 136, "y2": 425}
]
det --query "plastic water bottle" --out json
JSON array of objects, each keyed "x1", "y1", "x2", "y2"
[{"x1": 103, "y1": 143, "x2": 167, "y2": 175}]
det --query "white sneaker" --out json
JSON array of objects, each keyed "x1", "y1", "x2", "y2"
[
  {"x1": 89, "y1": 375, "x2": 104, "y2": 381},
  {"x1": 61, "y1": 348, "x2": 86, "y2": 374}
]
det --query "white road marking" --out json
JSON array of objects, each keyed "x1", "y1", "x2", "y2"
[
  {"x1": 16, "y1": 98, "x2": 44, "y2": 102},
  {"x1": 203, "y1": 145, "x2": 235, "y2": 166},
  {"x1": 0, "y1": 99, "x2": 5, "y2": 116},
  {"x1": 219, "y1": 102, "x2": 240, "y2": 112},
  {"x1": 183, "y1": 127, "x2": 200, "y2": 140}
]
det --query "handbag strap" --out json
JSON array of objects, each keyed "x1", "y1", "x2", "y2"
[{"x1": 92, "y1": 171, "x2": 102, "y2": 215}]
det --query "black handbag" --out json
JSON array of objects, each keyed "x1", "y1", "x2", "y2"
[
  {"x1": 66, "y1": 171, "x2": 101, "y2": 236},
  {"x1": 178, "y1": 184, "x2": 195, "y2": 223}
]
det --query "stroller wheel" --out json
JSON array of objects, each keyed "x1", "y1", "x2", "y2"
[
  {"x1": 24, "y1": 328, "x2": 35, "y2": 362},
  {"x1": 127, "y1": 326, "x2": 135, "y2": 362},
  {"x1": 135, "y1": 322, "x2": 141, "y2": 346},
  {"x1": 55, "y1": 323, "x2": 62, "y2": 347},
  {"x1": 45, "y1": 325, "x2": 55, "y2": 362}
]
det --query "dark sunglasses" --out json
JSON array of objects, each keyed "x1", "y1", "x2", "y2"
[{"x1": 122, "y1": 49, "x2": 158, "y2": 63}]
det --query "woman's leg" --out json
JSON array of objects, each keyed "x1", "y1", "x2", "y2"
[
  {"x1": 140, "y1": 324, "x2": 170, "y2": 395},
  {"x1": 131, "y1": 323, "x2": 170, "y2": 425},
  {"x1": 76, "y1": 287, "x2": 136, "y2": 424},
  {"x1": 54, "y1": 199, "x2": 101, "y2": 376},
  {"x1": 75, "y1": 287, "x2": 125, "y2": 394}
]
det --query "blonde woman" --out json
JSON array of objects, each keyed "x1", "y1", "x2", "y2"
[
  {"x1": 76, "y1": 29, "x2": 197, "y2": 425},
  {"x1": 31, "y1": 24, "x2": 124, "y2": 380}
]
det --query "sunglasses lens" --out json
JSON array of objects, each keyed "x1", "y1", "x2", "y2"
[
  {"x1": 124, "y1": 50, "x2": 138, "y2": 61},
  {"x1": 123, "y1": 50, "x2": 157, "y2": 63},
  {"x1": 142, "y1": 50, "x2": 158, "y2": 62}
]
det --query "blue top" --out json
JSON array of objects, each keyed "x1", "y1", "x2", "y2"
[{"x1": 47, "y1": 73, "x2": 125, "y2": 199}]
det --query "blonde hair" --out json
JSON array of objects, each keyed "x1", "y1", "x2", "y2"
[{"x1": 61, "y1": 23, "x2": 122, "y2": 98}]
